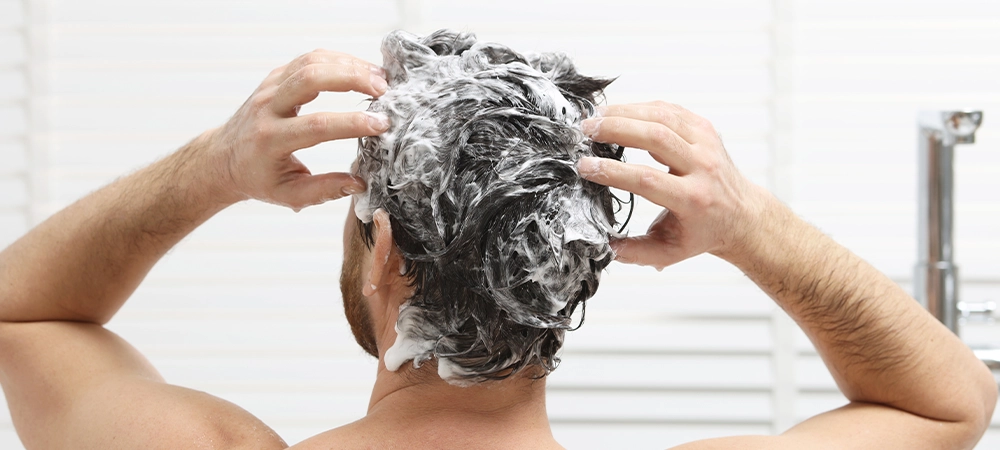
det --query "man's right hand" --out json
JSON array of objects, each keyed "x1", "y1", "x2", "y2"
[
  {"x1": 576, "y1": 101, "x2": 771, "y2": 269},
  {"x1": 579, "y1": 101, "x2": 997, "y2": 449},
  {"x1": 202, "y1": 49, "x2": 390, "y2": 210}
]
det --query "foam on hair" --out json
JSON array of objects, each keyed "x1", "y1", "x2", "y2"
[{"x1": 354, "y1": 29, "x2": 622, "y2": 384}]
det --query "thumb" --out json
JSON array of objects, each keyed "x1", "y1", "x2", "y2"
[
  {"x1": 272, "y1": 172, "x2": 365, "y2": 210},
  {"x1": 611, "y1": 235, "x2": 690, "y2": 271}
]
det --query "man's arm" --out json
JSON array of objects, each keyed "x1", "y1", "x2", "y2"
[
  {"x1": 0, "y1": 50, "x2": 390, "y2": 449},
  {"x1": 578, "y1": 101, "x2": 997, "y2": 449}
]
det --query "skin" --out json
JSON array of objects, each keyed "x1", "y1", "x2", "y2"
[{"x1": 0, "y1": 51, "x2": 995, "y2": 449}]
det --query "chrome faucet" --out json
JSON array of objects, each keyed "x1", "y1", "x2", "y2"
[{"x1": 915, "y1": 110, "x2": 999, "y2": 370}]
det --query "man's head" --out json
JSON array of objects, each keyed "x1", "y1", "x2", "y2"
[{"x1": 341, "y1": 29, "x2": 623, "y2": 385}]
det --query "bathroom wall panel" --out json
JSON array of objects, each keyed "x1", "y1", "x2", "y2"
[
  {"x1": 48, "y1": 0, "x2": 399, "y2": 26},
  {"x1": 795, "y1": 62, "x2": 1000, "y2": 95},
  {"x1": 148, "y1": 247, "x2": 341, "y2": 281},
  {"x1": 418, "y1": 0, "x2": 772, "y2": 27},
  {"x1": 0, "y1": 430, "x2": 19, "y2": 449},
  {"x1": 795, "y1": 355, "x2": 838, "y2": 391},
  {"x1": 152, "y1": 355, "x2": 378, "y2": 391},
  {"x1": 563, "y1": 320, "x2": 772, "y2": 354},
  {"x1": 0, "y1": 178, "x2": 26, "y2": 208},
  {"x1": 978, "y1": 430, "x2": 1000, "y2": 449},
  {"x1": 0, "y1": 106, "x2": 24, "y2": 136},
  {"x1": 123, "y1": 281, "x2": 344, "y2": 311},
  {"x1": 794, "y1": 391, "x2": 849, "y2": 423},
  {"x1": 47, "y1": 103, "x2": 236, "y2": 135},
  {"x1": 0, "y1": 212, "x2": 26, "y2": 247},
  {"x1": 0, "y1": 33, "x2": 24, "y2": 66},
  {"x1": 0, "y1": 140, "x2": 25, "y2": 174},
  {"x1": 50, "y1": 68, "x2": 275, "y2": 98},
  {"x1": 0, "y1": 1, "x2": 24, "y2": 28},
  {"x1": 550, "y1": 355, "x2": 772, "y2": 390},
  {"x1": 49, "y1": 33, "x2": 388, "y2": 64},
  {"x1": 0, "y1": 70, "x2": 25, "y2": 99},
  {"x1": 794, "y1": 0, "x2": 1000, "y2": 21},
  {"x1": 106, "y1": 318, "x2": 364, "y2": 357}
]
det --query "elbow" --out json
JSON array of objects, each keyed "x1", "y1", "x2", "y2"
[{"x1": 962, "y1": 362, "x2": 997, "y2": 446}]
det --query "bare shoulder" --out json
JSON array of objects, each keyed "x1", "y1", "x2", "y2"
[
  {"x1": 66, "y1": 378, "x2": 291, "y2": 450},
  {"x1": 0, "y1": 321, "x2": 289, "y2": 450}
]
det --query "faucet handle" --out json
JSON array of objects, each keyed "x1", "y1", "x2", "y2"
[{"x1": 958, "y1": 301, "x2": 997, "y2": 326}]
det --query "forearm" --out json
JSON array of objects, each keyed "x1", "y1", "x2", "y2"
[
  {"x1": 722, "y1": 192, "x2": 996, "y2": 426},
  {"x1": 0, "y1": 133, "x2": 235, "y2": 324}
]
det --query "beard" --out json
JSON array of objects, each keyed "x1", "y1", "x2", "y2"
[{"x1": 340, "y1": 224, "x2": 380, "y2": 357}]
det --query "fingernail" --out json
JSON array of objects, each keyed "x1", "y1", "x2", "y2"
[
  {"x1": 592, "y1": 106, "x2": 607, "y2": 118},
  {"x1": 364, "y1": 112, "x2": 390, "y2": 131},
  {"x1": 577, "y1": 156, "x2": 601, "y2": 178},
  {"x1": 370, "y1": 73, "x2": 388, "y2": 94},
  {"x1": 581, "y1": 118, "x2": 601, "y2": 137},
  {"x1": 370, "y1": 65, "x2": 387, "y2": 77}
]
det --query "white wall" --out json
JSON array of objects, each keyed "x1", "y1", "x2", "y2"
[{"x1": 0, "y1": 0, "x2": 998, "y2": 448}]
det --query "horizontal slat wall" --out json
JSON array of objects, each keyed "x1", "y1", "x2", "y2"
[
  {"x1": 0, "y1": 1, "x2": 998, "y2": 449},
  {"x1": 0, "y1": 0, "x2": 27, "y2": 446}
]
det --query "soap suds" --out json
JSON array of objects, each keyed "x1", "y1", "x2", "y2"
[{"x1": 354, "y1": 29, "x2": 626, "y2": 384}]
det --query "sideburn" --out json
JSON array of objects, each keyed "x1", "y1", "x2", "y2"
[{"x1": 340, "y1": 228, "x2": 380, "y2": 357}]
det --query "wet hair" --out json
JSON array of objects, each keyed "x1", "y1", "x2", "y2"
[{"x1": 353, "y1": 29, "x2": 624, "y2": 384}]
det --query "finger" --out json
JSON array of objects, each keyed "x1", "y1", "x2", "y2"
[
  {"x1": 279, "y1": 50, "x2": 385, "y2": 85},
  {"x1": 583, "y1": 117, "x2": 696, "y2": 175},
  {"x1": 634, "y1": 101, "x2": 709, "y2": 131},
  {"x1": 610, "y1": 235, "x2": 690, "y2": 270},
  {"x1": 272, "y1": 64, "x2": 388, "y2": 116},
  {"x1": 577, "y1": 157, "x2": 687, "y2": 211},
  {"x1": 280, "y1": 111, "x2": 390, "y2": 152},
  {"x1": 273, "y1": 172, "x2": 366, "y2": 210},
  {"x1": 599, "y1": 104, "x2": 697, "y2": 144}
]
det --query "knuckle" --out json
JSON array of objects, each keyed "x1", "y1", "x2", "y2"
[
  {"x1": 650, "y1": 108, "x2": 673, "y2": 125},
  {"x1": 298, "y1": 65, "x2": 321, "y2": 85},
  {"x1": 651, "y1": 100, "x2": 672, "y2": 110},
  {"x1": 648, "y1": 125, "x2": 673, "y2": 145},
  {"x1": 301, "y1": 51, "x2": 325, "y2": 66},
  {"x1": 636, "y1": 166, "x2": 660, "y2": 191},
  {"x1": 351, "y1": 112, "x2": 370, "y2": 130},
  {"x1": 307, "y1": 114, "x2": 330, "y2": 134},
  {"x1": 254, "y1": 123, "x2": 275, "y2": 141},
  {"x1": 703, "y1": 155, "x2": 722, "y2": 174},
  {"x1": 248, "y1": 90, "x2": 272, "y2": 111},
  {"x1": 689, "y1": 191, "x2": 713, "y2": 209}
]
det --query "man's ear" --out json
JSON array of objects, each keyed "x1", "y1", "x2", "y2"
[{"x1": 362, "y1": 209, "x2": 395, "y2": 297}]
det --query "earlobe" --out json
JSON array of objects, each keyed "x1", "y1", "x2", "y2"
[{"x1": 363, "y1": 209, "x2": 394, "y2": 297}]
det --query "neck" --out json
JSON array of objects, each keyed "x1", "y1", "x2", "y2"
[{"x1": 364, "y1": 359, "x2": 560, "y2": 448}]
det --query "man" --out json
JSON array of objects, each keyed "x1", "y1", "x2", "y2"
[{"x1": 0, "y1": 34, "x2": 995, "y2": 450}]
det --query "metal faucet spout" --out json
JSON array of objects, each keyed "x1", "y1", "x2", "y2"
[{"x1": 915, "y1": 111, "x2": 983, "y2": 334}]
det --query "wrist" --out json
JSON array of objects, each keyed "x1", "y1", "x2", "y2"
[
  {"x1": 166, "y1": 130, "x2": 245, "y2": 210},
  {"x1": 143, "y1": 131, "x2": 242, "y2": 222},
  {"x1": 713, "y1": 187, "x2": 804, "y2": 272}
]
